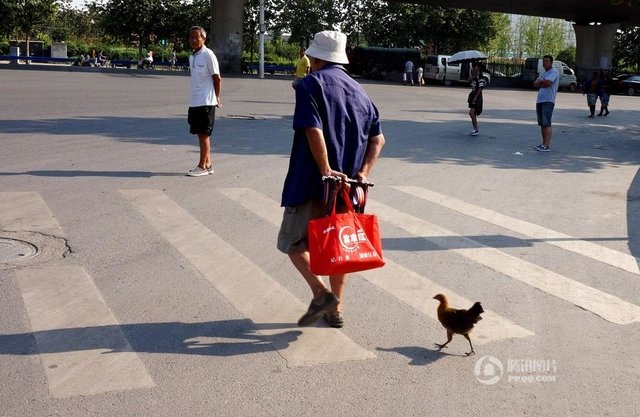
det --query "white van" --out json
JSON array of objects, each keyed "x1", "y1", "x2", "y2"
[
  {"x1": 523, "y1": 58, "x2": 577, "y2": 92},
  {"x1": 445, "y1": 61, "x2": 491, "y2": 86},
  {"x1": 424, "y1": 54, "x2": 456, "y2": 83},
  {"x1": 424, "y1": 54, "x2": 490, "y2": 85}
]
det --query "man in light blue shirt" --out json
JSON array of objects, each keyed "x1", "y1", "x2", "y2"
[
  {"x1": 533, "y1": 55, "x2": 559, "y2": 152},
  {"x1": 404, "y1": 60, "x2": 414, "y2": 85}
]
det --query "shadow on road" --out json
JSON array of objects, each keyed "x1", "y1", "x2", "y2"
[
  {"x1": 0, "y1": 170, "x2": 185, "y2": 178},
  {"x1": 0, "y1": 319, "x2": 301, "y2": 357},
  {"x1": 628, "y1": 167, "x2": 640, "y2": 269},
  {"x1": 376, "y1": 345, "x2": 457, "y2": 365},
  {"x1": 0, "y1": 111, "x2": 637, "y2": 175},
  {"x1": 382, "y1": 234, "x2": 630, "y2": 252}
]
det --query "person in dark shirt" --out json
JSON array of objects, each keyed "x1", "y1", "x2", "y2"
[
  {"x1": 467, "y1": 63, "x2": 486, "y2": 136},
  {"x1": 598, "y1": 70, "x2": 612, "y2": 116},
  {"x1": 277, "y1": 30, "x2": 385, "y2": 328},
  {"x1": 583, "y1": 71, "x2": 602, "y2": 118}
]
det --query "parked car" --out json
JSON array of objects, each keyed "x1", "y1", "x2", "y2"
[{"x1": 612, "y1": 74, "x2": 640, "y2": 95}]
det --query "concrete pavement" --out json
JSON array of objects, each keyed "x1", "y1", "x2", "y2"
[{"x1": 1, "y1": 68, "x2": 639, "y2": 416}]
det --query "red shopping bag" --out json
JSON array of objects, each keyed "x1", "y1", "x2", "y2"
[{"x1": 308, "y1": 187, "x2": 385, "y2": 275}]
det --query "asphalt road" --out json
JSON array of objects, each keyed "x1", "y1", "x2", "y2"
[{"x1": 1, "y1": 66, "x2": 639, "y2": 417}]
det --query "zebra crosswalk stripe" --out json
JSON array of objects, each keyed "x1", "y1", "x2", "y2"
[
  {"x1": 218, "y1": 187, "x2": 535, "y2": 344},
  {"x1": 14, "y1": 265, "x2": 155, "y2": 398},
  {"x1": 0, "y1": 192, "x2": 64, "y2": 236},
  {"x1": 394, "y1": 186, "x2": 640, "y2": 276},
  {"x1": 367, "y1": 199, "x2": 640, "y2": 325},
  {"x1": 120, "y1": 189, "x2": 375, "y2": 367}
]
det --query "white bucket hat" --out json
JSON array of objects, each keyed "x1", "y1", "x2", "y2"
[{"x1": 305, "y1": 30, "x2": 349, "y2": 64}]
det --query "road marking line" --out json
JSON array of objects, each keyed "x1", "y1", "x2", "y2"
[
  {"x1": 14, "y1": 265, "x2": 155, "y2": 398},
  {"x1": 120, "y1": 189, "x2": 374, "y2": 366},
  {"x1": 367, "y1": 199, "x2": 640, "y2": 325},
  {"x1": 0, "y1": 192, "x2": 64, "y2": 236},
  {"x1": 394, "y1": 186, "x2": 640, "y2": 275},
  {"x1": 219, "y1": 188, "x2": 534, "y2": 344}
]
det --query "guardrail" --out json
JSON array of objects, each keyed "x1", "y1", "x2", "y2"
[
  {"x1": 0, "y1": 55, "x2": 76, "y2": 64},
  {"x1": 246, "y1": 64, "x2": 294, "y2": 74}
]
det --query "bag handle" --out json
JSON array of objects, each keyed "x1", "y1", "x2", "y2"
[
  {"x1": 328, "y1": 183, "x2": 356, "y2": 216},
  {"x1": 322, "y1": 175, "x2": 372, "y2": 214}
]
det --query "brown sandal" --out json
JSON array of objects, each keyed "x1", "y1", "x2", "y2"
[{"x1": 323, "y1": 311, "x2": 344, "y2": 328}]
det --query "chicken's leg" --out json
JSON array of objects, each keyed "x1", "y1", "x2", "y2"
[
  {"x1": 435, "y1": 331, "x2": 453, "y2": 350},
  {"x1": 463, "y1": 334, "x2": 475, "y2": 356}
]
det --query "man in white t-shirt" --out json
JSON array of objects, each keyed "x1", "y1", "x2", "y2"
[
  {"x1": 533, "y1": 55, "x2": 559, "y2": 152},
  {"x1": 186, "y1": 26, "x2": 222, "y2": 176}
]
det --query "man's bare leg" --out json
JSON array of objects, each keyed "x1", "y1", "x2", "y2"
[
  {"x1": 288, "y1": 250, "x2": 330, "y2": 298},
  {"x1": 197, "y1": 133, "x2": 211, "y2": 169},
  {"x1": 541, "y1": 126, "x2": 552, "y2": 147},
  {"x1": 329, "y1": 274, "x2": 347, "y2": 312}
]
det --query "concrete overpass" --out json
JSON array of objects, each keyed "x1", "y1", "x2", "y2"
[
  {"x1": 212, "y1": 0, "x2": 639, "y2": 75},
  {"x1": 395, "y1": 0, "x2": 640, "y2": 78},
  {"x1": 394, "y1": 0, "x2": 640, "y2": 25}
]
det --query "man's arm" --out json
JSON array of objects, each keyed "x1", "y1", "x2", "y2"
[
  {"x1": 534, "y1": 69, "x2": 557, "y2": 88},
  {"x1": 305, "y1": 127, "x2": 347, "y2": 180},
  {"x1": 534, "y1": 78, "x2": 552, "y2": 88},
  {"x1": 306, "y1": 128, "x2": 385, "y2": 183},
  {"x1": 357, "y1": 134, "x2": 385, "y2": 183},
  {"x1": 213, "y1": 74, "x2": 222, "y2": 107}
]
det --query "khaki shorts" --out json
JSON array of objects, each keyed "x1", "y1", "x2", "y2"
[{"x1": 277, "y1": 200, "x2": 325, "y2": 254}]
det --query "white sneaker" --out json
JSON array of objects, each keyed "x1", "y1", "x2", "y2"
[
  {"x1": 186, "y1": 166, "x2": 209, "y2": 177},
  {"x1": 469, "y1": 130, "x2": 479, "y2": 136},
  {"x1": 206, "y1": 165, "x2": 214, "y2": 175}
]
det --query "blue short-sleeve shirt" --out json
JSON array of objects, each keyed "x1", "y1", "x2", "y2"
[{"x1": 281, "y1": 64, "x2": 382, "y2": 207}]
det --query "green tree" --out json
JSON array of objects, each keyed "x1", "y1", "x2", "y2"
[
  {"x1": 269, "y1": 0, "x2": 342, "y2": 47},
  {"x1": 556, "y1": 46, "x2": 576, "y2": 67},
  {"x1": 243, "y1": 0, "x2": 281, "y2": 63},
  {"x1": 521, "y1": 16, "x2": 541, "y2": 57},
  {"x1": 515, "y1": 16, "x2": 568, "y2": 58},
  {"x1": 96, "y1": 0, "x2": 185, "y2": 60},
  {"x1": 613, "y1": 24, "x2": 640, "y2": 72},
  {"x1": 485, "y1": 13, "x2": 511, "y2": 57},
  {"x1": 538, "y1": 18, "x2": 566, "y2": 57},
  {"x1": 1, "y1": 0, "x2": 59, "y2": 57},
  {"x1": 350, "y1": 2, "x2": 497, "y2": 53},
  {"x1": 0, "y1": 0, "x2": 18, "y2": 38}
]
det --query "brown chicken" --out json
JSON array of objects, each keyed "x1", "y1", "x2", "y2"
[{"x1": 433, "y1": 293, "x2": 484, "y2": 356}]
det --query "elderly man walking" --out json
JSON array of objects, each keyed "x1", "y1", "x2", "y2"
[{"x1": 277, "y1": 31, "x2": 386, "y2": 328}]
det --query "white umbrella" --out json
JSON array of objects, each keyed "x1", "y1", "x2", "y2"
[{"x1": 448, "y1": 50, "x2": 487, "y2": 64}]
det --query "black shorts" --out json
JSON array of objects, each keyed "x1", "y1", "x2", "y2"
[
  {"x1": 188, "y1": 105, "x2": 216, "y2": 135},
  {"x1": 468, "y1": 92, "x2": 483, "y2": 116}
]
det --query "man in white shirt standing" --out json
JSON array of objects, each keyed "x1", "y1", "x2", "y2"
[
  {"x1": 533, "y1": 55, "x2": 559, "y2": 152},
  {"x1": 186, "y1": 26, "x2": 222, "y2": 176}
]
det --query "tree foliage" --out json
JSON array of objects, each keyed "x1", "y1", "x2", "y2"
[
  {"x1": 486, "y1": 13, "x2": 511, "y2": 57},
  {"x1": 513, "y1": 16, "x2": 568, "y2": 59},
  {"x1": 613, "y1": 24, "x2": 640, "y2": 72},
  {"x1": 0, "y1": 0, "x2": 59, "y2": 41},
  {"x1": 6, "y1": 0, "x2": 638, "y2": 74},
  {"x1": 269, "y1": 0, "x2": 343, "y2": 47},
  {"x1": 258, "y1": 0, "x2": 498, "y2": 54}
]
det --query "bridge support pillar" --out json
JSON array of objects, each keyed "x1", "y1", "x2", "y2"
[
  {"x1": 210, "y1": 0, "x2": 244, "y2": 74},
  {"x1": 573, "y1": 22, "x2": 619, "y2": 81}
]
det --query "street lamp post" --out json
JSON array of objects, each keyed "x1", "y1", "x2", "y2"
[{"x1": 259, "y1": 0, "x2": 265, "y2": 79}]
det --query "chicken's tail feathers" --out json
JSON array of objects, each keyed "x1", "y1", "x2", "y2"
[{"x1": 468, "y1": 302, "x2": 484, "y2": 318}]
